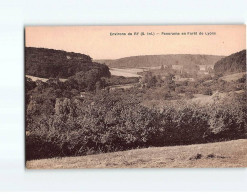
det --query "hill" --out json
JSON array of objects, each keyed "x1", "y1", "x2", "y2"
[
  {"x1": 25, "y1": 47, "x2": 110, "y2": 79},
  {"x1": 26, "y1": 139, "x2": 247, "y2": 169},
  {"x1": 214, "y1": 50, "x2": 246, "y2": 75},
  {"x1": 95, "y1": 54, "x2": 224, "y2": 69},
  {"x1": 94, "y1": 59, "x2": 114, "y2": 65}
]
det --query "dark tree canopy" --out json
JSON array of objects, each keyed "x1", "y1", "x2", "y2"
[
  {"x1": 25, "y1": 47, "x2": 111, "y2": 79},
  {"x1": 214, "y1": 50, "x2": 246, "y2": 75}
]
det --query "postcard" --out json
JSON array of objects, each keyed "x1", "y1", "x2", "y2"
[{"x1": 25, "y1": 25, "x2": 246, "y2": 169}]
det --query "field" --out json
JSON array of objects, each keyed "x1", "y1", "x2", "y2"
[
  {"x1": 109, "y1": 66, "x2": 160, "y2": 77},
  {"x1": 142, "y1": 89, "x2": 245, "y2": 109},
  {"x1": 26, "y1": 139, "x2": 247, "y2": 169},
  {"x1": 26, "y1": 75, "x2": 67, "y2": 82},
  {"x1": 220, "y1": 72, "x2": 246, "y2": 82},
  {"x1": 110, "y1": 68, "x2": 142, "y2": 77},
  {"x1": 190, "y1": 90, "x2": 245, "y2": 105}
]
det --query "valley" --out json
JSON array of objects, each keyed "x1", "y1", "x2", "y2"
[{"x1": 25, "y1": 47, "x2": 247, "y2": 168}]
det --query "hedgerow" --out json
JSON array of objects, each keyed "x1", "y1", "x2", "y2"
[{"x1": 26, "y1": 91, "x2": 246, "y2": 160}]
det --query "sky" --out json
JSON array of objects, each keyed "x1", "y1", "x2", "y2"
[{"x1": 25, "y1": 25, "x2": 246, "y2": 60}]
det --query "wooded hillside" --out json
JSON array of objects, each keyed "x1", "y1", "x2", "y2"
[
  {"x1": 214, "y1": 50, "x2": 246, "y2": 75},
  {"x1": 25, "y1": 47, "x2": 110, "y2": 78},
  {"x1": 95, "y1": 54, "x2": 224, "y2": 68}
]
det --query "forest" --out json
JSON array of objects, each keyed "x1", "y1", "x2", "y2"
[
  {"x1": 214, "y1": 50, "x2": 246, "y2": 75},
  {"x1": 25, "y1": 47, "x2": 110, "y2": 78}
]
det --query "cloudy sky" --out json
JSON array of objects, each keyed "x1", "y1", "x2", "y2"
[{"x1": 26, "y1": 25, "x2": 246, "y2": 59}]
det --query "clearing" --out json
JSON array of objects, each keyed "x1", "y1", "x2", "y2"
[
  {"x1": 26, "y1": 139, "x2": 247, "y2": 169},
  {"x1": 26, "y1": 75, "x2": 67, "y2": 82},
  {"x1": 109, "y1": 66, "x2": 161, "y2": 77},
  {"x1": 220, "y1": 72, "x2": 246, "y2": 82},
  {"x1": 110, "y1": 68, "x2": 142, "y2": 77}
]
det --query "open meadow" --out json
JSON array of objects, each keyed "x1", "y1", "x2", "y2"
[{"x1": 26, "y1": 139, "x2": 247, "y2": 169}]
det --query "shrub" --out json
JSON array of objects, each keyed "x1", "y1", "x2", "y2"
[
  {"x1": 205, "y1": 94, "x2": 247, "y2": 140},
  {"x1": 26, "y1": 88, "x2": 247, "y2": 160},
  {"x1": 185, "y1": 92, "x2": 194, "y2": 99},
  {"x1": 202, "y1": 87, "x2": 213, "y2": 95}
]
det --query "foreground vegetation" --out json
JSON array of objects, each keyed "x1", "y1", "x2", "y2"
[
  {"x1": 26, "y1": 82, "x2": 247, "y2": 160},
  {"x1": 26, "y1": 139, "x2": 247, "y2": 168}
]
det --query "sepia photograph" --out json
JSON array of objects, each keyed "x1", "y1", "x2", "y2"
[{"x1": 25, "y1": 25, "x2": 246, "y2": 169}]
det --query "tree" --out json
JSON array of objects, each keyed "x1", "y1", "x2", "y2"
[
  {"x1": 164, "y1": 73, "x2": 175, "y2": 91},
  {"x1": 95, "y1": 79, "x2": 106, "y2": 92},
  {"x1": 142, "y1": 71, "x2": 153, "y2": 84},
  {"x1": 149, "y1": 76, "x2": 158, "y2": 88},
  {"x1": 47, "y1": 78, "x2": 61, "y2": 88},
  {"x1": 165, "y1": 65, "x2": 172, "y2": 72},
  {"x1": 202, "y1": 87, "x2": 213, "y2": 96},
  {"x1": 207, "y1": 67, "x2": 214, "y2": 74},
  {"x1": 25, "y1": 77, "x2": 36, "y2": 92}
]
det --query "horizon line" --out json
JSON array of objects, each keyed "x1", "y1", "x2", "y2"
[{"x1": 25, "y1": 46, "x2": 247, "y2": 60}]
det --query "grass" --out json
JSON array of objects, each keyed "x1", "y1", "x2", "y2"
[
  {"x1": 141, "y1": 90, "x2": 244, "y2": 109},
  {"x1": 26, "y1": 139, "x2": 247, "y2": 169},
  {"x1": 220, "y1": 72, "x2": 246, "y2": 82},
  {"x1": 109, "y1": 68, "x2": 141, "y2": 77},
  {"x1": 26, "y1": 75, "x2": 67, "y2": 82}
]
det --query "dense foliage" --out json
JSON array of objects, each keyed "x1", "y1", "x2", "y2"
[
  {"x1": 214, "y1": 50, "x2": 246, "y2": 75},
  {"x1": 103, "y1": 76, "x2": 139, "y2": 86},
  {"x1": 25, "y1": 47, "x2": 110, "y2": 78},
  {"x1": 26, "y1": 82, "x2": 247, "y2": 160}
]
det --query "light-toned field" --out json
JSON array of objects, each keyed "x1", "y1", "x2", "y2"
[
  {"x1": 220, "y1": 72, "x2": 246, "y2": 82},
  {"x1": 26, "y1": 139, "x2": 247, "y2": 169},
  {"x1": 110, "y1": 68, "x2": 143, "y2": 77},
  {"x1": 26, "y1": 75, "x2": 67, "y2": 82},
  {"x1": 110, "y1": 66, "x2": 161, "y2": 77},
  {"x1": 191, "y1": 90, "x2": 245, "y2": 105},
  {"x1": 142, "y1": 90, "x2": 245, "y2": 109}
]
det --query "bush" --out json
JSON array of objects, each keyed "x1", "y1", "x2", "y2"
[
  {"x1": 26, "y1": 89, "x2": 247, "y2": 160},
  {"x1": 205, "y1": 94, "x2": 247, "y2": 140},
  {"x1": 202, "y1": 87, "x2": 213, "y2": 95},
  {"x1": 185, "y1": 92, "x2": 194, "y2": 99}
]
